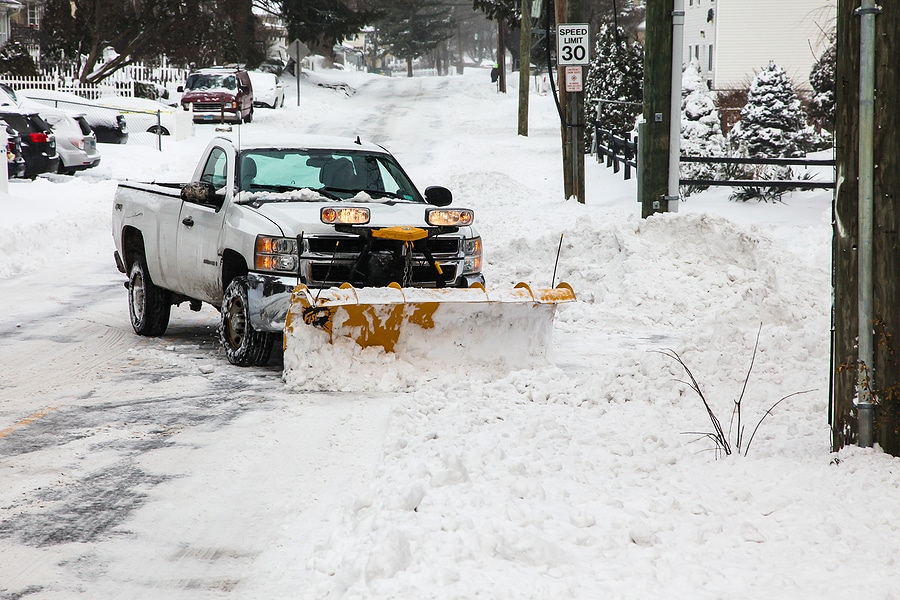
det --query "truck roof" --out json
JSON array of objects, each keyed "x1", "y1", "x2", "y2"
[{"x1": 212, "y1": 132, "x2": 389, "y2": 154}]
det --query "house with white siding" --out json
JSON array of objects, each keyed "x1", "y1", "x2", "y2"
[
  {"x1": 683, "y1": 0, "x2": 834, "y2": 92},
  {"x1": 0, "y1": 0, "x2": 22, "y2": 47}
]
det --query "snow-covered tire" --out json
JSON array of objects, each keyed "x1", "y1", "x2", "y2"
[
  {"x1": 245, "y1": 108, "x2": 254, "y2": 123},
  {"x1": 220, "y1": 276, "x2": 274, "y2": 366},
  {"x1": 128, "y1": 258, "x2": 171, "y2": 336}
]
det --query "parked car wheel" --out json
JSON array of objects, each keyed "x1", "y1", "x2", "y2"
[
  {"x1": 128, "y1": 257, "x2": 171, "y2": 336},
  {"x1": 147, "y1": 125, "x2": 170, "y2": 135},
  {"x1": 220, "y1": 276, "x2": 274, "y2": 366}
]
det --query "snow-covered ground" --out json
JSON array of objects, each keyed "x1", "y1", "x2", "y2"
[{"x1": 2, "y1": 66, "x2": 899, "y2": 599}]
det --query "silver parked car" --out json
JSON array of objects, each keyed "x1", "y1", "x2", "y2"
[{"x1": 40, "y1": 107, "x2": 101, "y2": 174}]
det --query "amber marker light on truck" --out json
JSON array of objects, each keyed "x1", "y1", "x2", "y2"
[
  {"x1": 320, "y1": 206, "x2": 370, "y2": 225},
  {"x1": 463, "y1": 236, "x2": 483, "y2": 274},
  {"x1": 255, "y1": 236, "x2": 298, "y2": 272},
  {"x1": 426, "y1": 208, "x2": 474, "y2": 227}
]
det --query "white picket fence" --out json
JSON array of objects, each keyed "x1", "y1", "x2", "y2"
[
  {"x1": 0, "y1": 59, "x2": 190, "y2": 100},
  {"x1": 0, "y1": 75, "x2": 134, "y2": 99}
]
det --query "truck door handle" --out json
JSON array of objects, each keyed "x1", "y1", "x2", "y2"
[{"x1": 182, "y1": 216, "x2": 194, "y2": 227}]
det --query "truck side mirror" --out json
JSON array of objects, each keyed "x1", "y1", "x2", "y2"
[
  {"x1": 182, "y1": 181, "x2": 225, "y2": 210},
  {"x1": 424, "y1": 186, "x2": 452, "y2": 207}
]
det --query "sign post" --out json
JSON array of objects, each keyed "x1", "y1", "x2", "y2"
[
  {"x1": 287, "y1": 39, "x2": 310, "y2": 107},
  {"x1": 557, "y1": 24, "x2": 589, "y2": 203}
]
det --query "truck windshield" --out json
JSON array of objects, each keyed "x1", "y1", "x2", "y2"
[{"x1": 237, "y1": 150, "x2": 424, "y2": 202}]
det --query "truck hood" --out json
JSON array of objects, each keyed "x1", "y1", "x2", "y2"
[{"x1": 250, "y1": 200, "x2": 478, "y2": 238}]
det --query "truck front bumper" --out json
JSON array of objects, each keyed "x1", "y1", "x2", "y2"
[{"x1": 245, "y1": 272, "x2": 487, "y2": 333}]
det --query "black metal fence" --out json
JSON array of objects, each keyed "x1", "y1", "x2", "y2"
[
  {"x1": 592, "y1": 124, "x2": 835, "y2": 189},
  {"x1": 593, "y1": 127, "x2": 637, "y2": 180},
  {"x1": 680, "y1": 156, "x2": 835, "y2": 189}
]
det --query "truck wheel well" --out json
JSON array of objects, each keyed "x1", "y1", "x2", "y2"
[
  {"x1": 121, "y1": 226, "x2": 146, "y2": 270},
  {"x1": 221, "y1": 249, "x2": 248, "y2": 293}
]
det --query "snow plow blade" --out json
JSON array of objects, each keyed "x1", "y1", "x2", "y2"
[{"x1": 284, "y1": 282, "x2": 575, "y2": 365}]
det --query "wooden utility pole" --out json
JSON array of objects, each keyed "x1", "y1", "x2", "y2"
[
  {"x1": 565, "y1": 0, "x2": 585, "y2": 202},
  {"x1": 638, "y1": 0, "x2": 674, "y2": 218},
  {"x1": 517, "y1": 0, "x2": 532, "y2": 136},
  {"x1": 555, "y1": 0, "x2": 571, "y2": 197},
  {"x1": 833, "y1": 2, "x2": 900, "y2": 454}
]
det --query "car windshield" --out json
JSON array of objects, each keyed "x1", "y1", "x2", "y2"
[
  {"x1": 186, "y1": 73, "x2": 236, "y2": 91},
  {"x1": 237, "y1": 149, "x2": 423, "y2": 203}
]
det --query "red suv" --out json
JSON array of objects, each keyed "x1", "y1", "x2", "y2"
[{"x1": 179, "y1": 67, "x2": 254, "y2": 124}]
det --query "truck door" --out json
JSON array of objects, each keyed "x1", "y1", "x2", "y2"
[{"x1": 175, "y1": 146, "x2": 230, "y2": 304}]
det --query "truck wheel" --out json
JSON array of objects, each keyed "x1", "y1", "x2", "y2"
[
  {"x1": 220, "y1": 276, "x2": 274, "y2": 366},
  {"x1": 128, "y1": 258, "x2": 171, "y2": 336},
  {"x1": 245, "y1": 108, "x2": 253, "y2": 123}
]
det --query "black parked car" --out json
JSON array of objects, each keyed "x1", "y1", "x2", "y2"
[
  {"x1": 2, "y1": 122, "x2": 27, "y2": 179},
  {"x1": 0, "y1": 109, "x2": 59, "y2": 178}
]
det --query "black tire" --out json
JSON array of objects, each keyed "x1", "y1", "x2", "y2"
[
  {"x1": 128, "y1": 258, "x2": 171, "y2": 336},
  {"x1": 147, "y1": 125, "x2": 170, "y2": 135},
  {"x1": 245, "y1": 108, "x2": 253, "y2": 123},
  {"x1": 220, "y1": 276, "x2": 274, "y2": 366}
]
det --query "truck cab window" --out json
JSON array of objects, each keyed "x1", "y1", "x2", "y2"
[{"x1": 199, "y1": 147, "x2": 228, "y2": 189}]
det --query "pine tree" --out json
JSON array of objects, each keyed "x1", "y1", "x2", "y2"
[
  {"x1": 378, "y1": 0, "x2": 455, "y2": 77},
  {"x1": 809, "y1": 39, "x2": 836, "y2": 132},
  {"x1": 729, "y1": 62, "x2": 811, "y2": 158},
  {"x1": 584, "y1": 21, "x2": 643, "y2": 142},
  {"x1": 679, "y1": 62, "x2": 726, "y2": 196}
]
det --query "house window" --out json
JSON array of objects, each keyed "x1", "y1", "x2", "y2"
[
  {"x1": 695, "y1": 45, "x2": 700, "y2": 60},
  {"x1": 708, "y1": 44, "x2": 713, "y2": 71},
  {"x1": 27, "y1": 3, "x2": 43, "y2": 28}
]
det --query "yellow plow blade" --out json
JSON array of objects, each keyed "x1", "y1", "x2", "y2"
[{"x1": 284, "y1": 282, "x2": 575, "y2": 365}]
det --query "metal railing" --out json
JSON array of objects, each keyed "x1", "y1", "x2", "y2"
[{"x1": 592, "y1": 122, "x2": 835, "y2": 189}]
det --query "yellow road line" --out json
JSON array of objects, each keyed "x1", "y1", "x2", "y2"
[{"x1": 0, "y1": 406, "x2": 59, "y2": 439}]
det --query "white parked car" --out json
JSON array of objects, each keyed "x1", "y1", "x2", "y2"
[
  {"x1": 95, "y1": 96, "x2": 185, "y2": 136},
  {"x1": 247, "y1": 71, "x2": 284, "y2": 109},
  {"x1": 39, "y1": 106, "x2": 101, "y2": 174}
]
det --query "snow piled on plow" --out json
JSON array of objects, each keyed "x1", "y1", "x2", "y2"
[{"x1": 282, "y1": 297, "x2": 566, "y2": 392}]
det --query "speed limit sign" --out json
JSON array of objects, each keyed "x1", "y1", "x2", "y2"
[{"x1": 557, "y1": 23, "x2": 590, "y2": 66}]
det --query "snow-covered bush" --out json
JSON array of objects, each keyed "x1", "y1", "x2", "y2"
[
  {"x1": 727, "y1": 62, "x2": 829, "y2": 202},
  {"x1": 680, "y1": 62, "x2": 727, "y2": 197},
  {"x1": 0, "y1": 41, "x2": 38, "y2": 77},
  {"x1": 729, "y1": 62, "x2": 813, "y2": 158}
]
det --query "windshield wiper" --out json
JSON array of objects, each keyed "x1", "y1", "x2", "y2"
[
  {"x1": 364, "y1": 190, "x2": 408, "y2": 200},
  {"x1": 246, "y1": 184, "x2": 301, "y2": 193},
  {"x1": 315, "y1": 187, "x2": 346, "y2": 200}
]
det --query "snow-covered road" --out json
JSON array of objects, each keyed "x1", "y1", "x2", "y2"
[{"x1": 3, "y1": 66, "x2": 900, "y2": 600}]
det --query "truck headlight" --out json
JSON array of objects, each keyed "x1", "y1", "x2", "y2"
[
  {"x1": 255, "y1": 235, "x2": 298, "y2": 272},
  {"x1": 426, "y1": 208, "x2": 474, "y2": 227},
  {"x1": 321, "y1": 206, "x2": 370, "y2": 224},
  {"x1": 463, "y1": 236, "x2": 482, "y2": 274}
]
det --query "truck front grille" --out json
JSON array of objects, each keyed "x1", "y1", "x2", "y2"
[
  {"x1": 304, "y1": 234, "x2": 462, "y2": 287},
  {"x1": 307, "y1": 236, "x2": 460, "y2": 255},
  {"x1": 193, "y1": 102, "x2": 233, "y2": 112}
]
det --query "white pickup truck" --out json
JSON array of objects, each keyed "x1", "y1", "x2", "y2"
[{"x1": 111, "y1": 133, "x2": 484, "y2": 366}]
